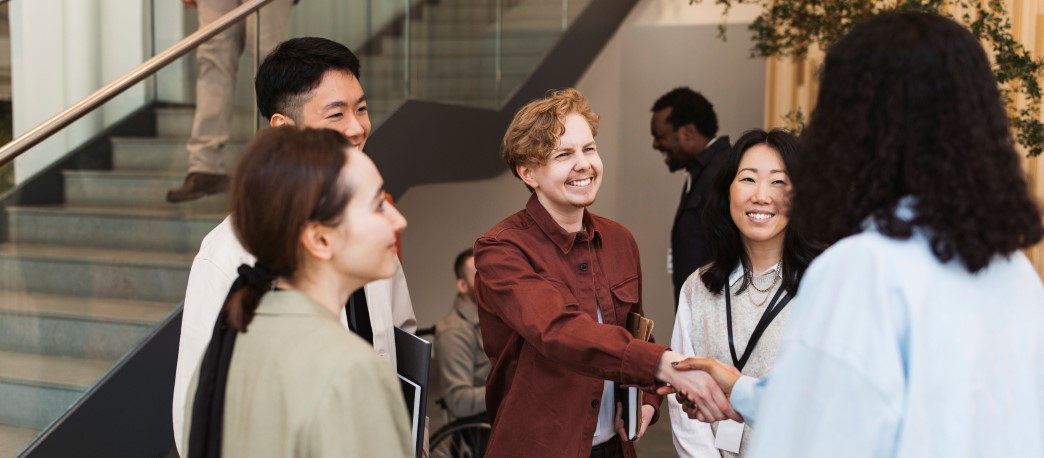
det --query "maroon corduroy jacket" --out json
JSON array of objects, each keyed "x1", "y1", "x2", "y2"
[{"x1": 474, "y1": 195, "x2": 669, "y2": 458}]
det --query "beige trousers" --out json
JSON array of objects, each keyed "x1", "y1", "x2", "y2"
[{"x1": 187, "y1": 0, "x2": 294, "y2": 174}]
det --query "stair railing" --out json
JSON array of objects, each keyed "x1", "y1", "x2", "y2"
[{"x1": 0, "y1": 0, "x2": 275, "y2": 168}]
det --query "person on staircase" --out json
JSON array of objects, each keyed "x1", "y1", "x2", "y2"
[{"x1": 166, "y1": 0, "x2": 295, "y2": 203}]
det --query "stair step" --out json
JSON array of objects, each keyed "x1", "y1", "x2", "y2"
[
  {"x1": 155, "y1": 106, "x2": 259, "y2": 140},
  {"x1": 365, "y1": 74, "x2": 526, "y2": 99},
  {"x1": 421, "y1": 3, "x2": 582, "y2": 23},
  {"x1": 63, "y1": 170, "x2": 229, "y2": 212},
  {"x1": 377, "y1": 31, "x2": 560, "y2": 56},
  {"x1": 8, "y1": 205, "x2": 223, "y2": 253},
  {"x1": 0, "y1": 243, "x2": 192, "y2": 303},
  {"x1": 111, "y1": 136, "x2": 246, "y2": 172},
  {"x1": 363, "y1": 54, "x2": 540, "y2": 78},
  {"x1": 0, "y1": 424, "x2": 38, "y2": 458},
  {"x1": 0, "y1": 291, "x2": 172, "y2": 360},
  {"x1": 0, "y1": 350, "x2": 111, "y2": 429}
]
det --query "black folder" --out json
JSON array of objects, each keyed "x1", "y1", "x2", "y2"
[{"x1": 394, "y1": 327, "x2": 431, "y2": 458}]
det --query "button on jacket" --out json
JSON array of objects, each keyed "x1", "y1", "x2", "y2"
[{"x1": 474, "y1": 195, "x2": 669, "y2": 458}]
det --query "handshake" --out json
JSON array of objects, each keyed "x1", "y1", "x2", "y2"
[{"x1": 654, "y1": 356, "x2": 745, "y2": 424}]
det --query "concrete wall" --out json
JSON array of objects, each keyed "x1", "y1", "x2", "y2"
[{"x1": 397, "y1": 0, "x2": 766, "y2": 336}]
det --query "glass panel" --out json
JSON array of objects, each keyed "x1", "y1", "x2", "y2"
[
  {"x1": 388, "y1": 0, "x2": 594, "y2": 110},
  {"x1": 496, "y1": 0, "x2": 591, "y2": 105}
]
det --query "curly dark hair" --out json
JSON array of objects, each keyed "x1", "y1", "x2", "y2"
[
  {"x1": 790, "y1": 11, "x2": 1043, "y2": 273},
  {"x1": 701, "y1": 129, "x2": 822, "y2": 296},
  {"x1": 651, "y1": 87, "x2": 718, "y2": 139}
]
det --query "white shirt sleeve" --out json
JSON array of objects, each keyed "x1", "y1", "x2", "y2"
[
  {"x1": 171, "y1": 253, "x2": 238, "y2": 455},
  {"x1": 364, "y1": 257, "x2": 416, "y2": 371},
  {"x1": 668, "y1": 281, "x2": 722, "y2": 458},
  {"x1": 389, "y1": 257, "x2": 416, "y2": 333}
]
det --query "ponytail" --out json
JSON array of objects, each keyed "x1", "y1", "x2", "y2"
[{"x1": 187, "y1": 262, "x2": 274, "y2": 457}]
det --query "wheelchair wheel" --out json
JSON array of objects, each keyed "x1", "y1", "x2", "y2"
[{"x1": 429, "y1": 421, "x2": 491, "y2": 458}]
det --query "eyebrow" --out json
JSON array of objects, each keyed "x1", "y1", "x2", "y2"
[
  {"x1": 372, "y1": 185, "x2": 386, "y2": 203},
  {"x1": 321, "y1": 95, "x2": 366, "y2": 112},
  {"x1": 739, "y1": 168, "x2": 788, "y2": 174}
]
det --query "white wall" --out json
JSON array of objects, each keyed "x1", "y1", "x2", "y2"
[
  {"x1": 397, "y1": 0, "x2": 766, "y2": 333},
  {"x1": 10, "y1": 0, "x2": 147, "y2": 183}
]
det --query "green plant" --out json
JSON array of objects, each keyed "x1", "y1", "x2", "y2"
[{"x1": 696, "y1": 0, "x2": 1044, "y2": 156}]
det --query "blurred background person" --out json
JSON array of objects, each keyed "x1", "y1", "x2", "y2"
[
  {"x1": 649, "y1": 88, "x2": 731, "y2": 305},
  {"x1": 182, "y1": 127, "x2": 411, "y2": 456},
  {"x1": 435, "y1": 247, "x2": 490, "y2": 421}
]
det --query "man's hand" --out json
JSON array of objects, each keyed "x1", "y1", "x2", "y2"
[
  {"x1": 183, "y1": 0, "x2": 198, "y2": 8},
  {"x1": 614, "y1": 403, "x2": 656, "y2": 441},
  {"x1": 655, "y1": 352, "x2": 742, "y2": 423},
  {"x1": 657, "y1": 357, "x2": 743, "y2": 423}
]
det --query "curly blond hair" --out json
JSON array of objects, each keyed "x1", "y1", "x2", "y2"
[{"x1": 502, "y1": 88, "x2": 600, "y2": 188}]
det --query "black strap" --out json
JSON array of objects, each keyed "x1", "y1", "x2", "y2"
[
  {"x1": 188, "y1": 263, "x2": 273, "y2": 458},
  {"x1": 347, "y1": 287, "x2": 374, "y2": 345},
  {"x1": 725, "y1": 283, "x2": 793, "y2": 372}
]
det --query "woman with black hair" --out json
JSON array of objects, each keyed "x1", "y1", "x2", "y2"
[
  {"x1": 668, "y1": 11, "x2": 1044, "y2": 458},
  {"x1": 182, "y1": 127, "x2": 412, "y2": 457},
  {"x1": 668, "y1": 129, "x2": 819, "y2": 457}
]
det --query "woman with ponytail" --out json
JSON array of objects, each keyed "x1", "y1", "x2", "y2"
[{"x1": 182, "y1": 127, "x2": 411, "y2": 457}]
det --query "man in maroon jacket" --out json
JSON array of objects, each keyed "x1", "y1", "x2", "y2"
[{"x1": 474, "y1": 88, "x2": 739, "y2": 458}]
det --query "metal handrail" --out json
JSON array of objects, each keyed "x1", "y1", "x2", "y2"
[{"x1": 0, "y1": 0, "x2": 275, "y2": 167}]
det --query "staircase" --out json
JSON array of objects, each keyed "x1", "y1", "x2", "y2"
[
  {"x1": 0, "y1": 108, "x2": 250, "y2": 456},
  {"x1": 0, "y1": 0, "x2": 592, "y2": 455}
]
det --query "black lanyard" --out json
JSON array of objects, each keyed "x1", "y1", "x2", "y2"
[{"x1": 725, "y1": 283, "x2": 792, "y2": 372}]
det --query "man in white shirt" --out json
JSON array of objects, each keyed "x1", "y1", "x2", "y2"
[{"x1": 171, "y1": 37, "x2": 416, "y2": 455}]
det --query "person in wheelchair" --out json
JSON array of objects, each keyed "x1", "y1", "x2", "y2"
[
  {"x1": 433, "y1": 248, "x2": 491, "y2": 456},
  {"x1": 435, "y1": 248, "x2": 491, "y2": 421}
]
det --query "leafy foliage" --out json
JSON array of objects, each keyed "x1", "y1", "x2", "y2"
[{"x1": 695, "y1": 0, "x2": 1044, "y2": 156}]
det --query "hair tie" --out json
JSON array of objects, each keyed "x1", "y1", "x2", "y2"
[{"x1": 237, "y1": 262, "x2": 275, "y2": 292}]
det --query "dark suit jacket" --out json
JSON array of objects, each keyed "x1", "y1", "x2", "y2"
[{"x1": 671, "y1": 136, "x2": 731, "y2": 306}]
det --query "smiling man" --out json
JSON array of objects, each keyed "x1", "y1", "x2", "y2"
[
  {"x1": 650, "y1": 88, "x2": 731, "y2": 306},
  {"x1": 474, "y1": 88, "x2": 737, "y2": 458}
]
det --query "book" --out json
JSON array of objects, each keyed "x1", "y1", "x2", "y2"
[
  {"x1": 394, "y1": 327, "x2": 432, "y2": 458},
  {"x1": 398, "y1": 374, "x2": 422, "y2": 452},
  {"x1": 621, "y1": 312, "x2": 654, "y2": 440}
]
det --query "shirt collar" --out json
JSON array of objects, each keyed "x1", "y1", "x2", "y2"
[
  {"x1": 525, "y1": 194, "x2": 600, "y2": 254},
  {"x1": 861, "y1": 195, "x2": 918, "y2": 233},
  {"x1": 728, "y1": 260, "x2": 782, "y2": 287},
  {"x1": 692, "y1": 135, "x2": 730, "y2": 170},
  {"x1": 453, "y1": 295, "x2": 480, "y2": 326},
  {"x1": 255, "y1": 289, "x2": 341, "y2": 323}
]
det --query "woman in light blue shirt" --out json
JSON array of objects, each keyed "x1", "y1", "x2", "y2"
[{"x1": 666, "y1": 11, "x2": 1044, "y2": 458}]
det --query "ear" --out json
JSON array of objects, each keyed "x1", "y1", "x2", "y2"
[
  {"x1": 516, "y1": 164, "x2": 539, "y2": 190},
  {"x1": 299, "y1": 221, "x2": 334, "y2": 261},
  {"x1": 677, "y1": 123, "x2": 697, "y2": 142},
  {"x1": 270, "y1": 113, "x2": 295, "y2": 128},
  {"x1": 455, "y1": 278, "x2": 468, "y2": 296}
]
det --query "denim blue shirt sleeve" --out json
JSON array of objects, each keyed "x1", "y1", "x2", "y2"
[{"x1": 737, "y1": 226, "x2": 1044, "y2": 458}]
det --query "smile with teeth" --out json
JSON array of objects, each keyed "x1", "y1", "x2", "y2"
[
  {"x1": 747, "y1": 211, "x2": 775, "y2": 221},
  {"x1": 568, "y1": 178, "x2": 593, "y2": 187}
]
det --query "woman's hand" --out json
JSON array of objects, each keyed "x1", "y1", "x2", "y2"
[
  {"x1": 654, "y1": 352, "x2": 742, "y2": 423},
  {"x1": 658, "y1": 357, "x2": 743, "y2": 423}
]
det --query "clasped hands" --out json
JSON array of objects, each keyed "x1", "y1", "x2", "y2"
[{"x1": 655, "y1": 354, "x2": 744, "y2": 424}]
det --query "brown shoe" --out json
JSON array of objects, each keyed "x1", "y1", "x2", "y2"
[{"x1": 166, "y1": 172, "x2": 229, "y2": 203}]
